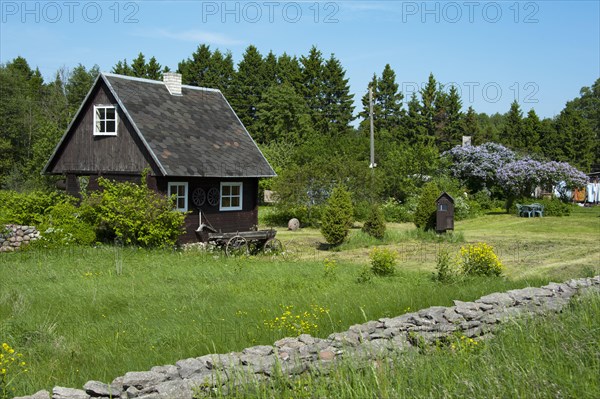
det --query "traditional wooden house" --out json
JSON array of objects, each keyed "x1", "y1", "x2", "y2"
[{"x1": 43, "y1": 72, "x2": 276, "y2": 242}]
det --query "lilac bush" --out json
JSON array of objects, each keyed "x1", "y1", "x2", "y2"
[
  {"x1": 539, "y1": 161, "x2": 588, "y2": 199},
  {"x1": 443, "y1": 143, "x2": 516, "y2": 191},
  {"x1": 445, "y1": 143, "x2": 588, "y2": 201},
  {"x1": 497, "y1": 158, "x2": 544, "y2": 197}
]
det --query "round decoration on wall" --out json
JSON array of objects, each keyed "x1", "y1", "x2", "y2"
[
  {"x1": 192, "y1": 187, "x2": 206, "y2": 207},
  {"x1": 207, "y1": 187, "x2": 219, "y2": 206}
]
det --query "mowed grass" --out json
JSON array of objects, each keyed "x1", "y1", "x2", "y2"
[
  {"x1": 275, "y1": 206, "x2": 600, "y2": 280},
  {"x1": 1, "y1": 206, "x2": 599, "y2": 396}
]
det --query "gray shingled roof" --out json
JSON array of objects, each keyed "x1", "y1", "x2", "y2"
[{"x1": 103, "y1": 73, "x2": 275, "y2": 177}]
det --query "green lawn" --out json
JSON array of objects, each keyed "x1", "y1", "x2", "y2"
[{"x1": 1, "y1": 206, "x2": 598, "y2": 396}]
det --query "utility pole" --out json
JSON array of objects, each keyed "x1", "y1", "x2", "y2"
[{"x1": 369, "y1": 86, "x2": 376, "y2": 170}]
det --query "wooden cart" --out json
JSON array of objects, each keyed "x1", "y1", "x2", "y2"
[{"x1": 207, "y1": 229, "x2": 282, "y2": 257}]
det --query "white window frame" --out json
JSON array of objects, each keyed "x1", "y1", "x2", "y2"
[
  {"x1": 93, "y1": 105, "x2": 118, "y2": 136},
  {"x1": 220, "y1": 182, "x2": 243, "y2": 211},
  {"x1": 168, "y1": 182, "x2": 188, "y2": 212}
]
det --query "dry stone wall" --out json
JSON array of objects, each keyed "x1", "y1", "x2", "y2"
[
  {"x1": 0, "y1": 225, "x2": 40, "y2": 252},
  {"x1": 16, "y1": 276, "x2": 600, "y2": 399}
]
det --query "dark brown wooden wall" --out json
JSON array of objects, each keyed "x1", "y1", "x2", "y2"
[
  {"x1": 48, "y1": 81, "x2": 158, "y2": 175},
  {"x1": 156, "y1": 177, "x2": 259, "y2": 243}
]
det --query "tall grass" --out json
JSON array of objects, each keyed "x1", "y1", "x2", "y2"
[
  {"x1": 337, "y1": 228, "x2": 464, "y2": 251},
  {"x1": 220, "y1": 292, "x2": 600, "y2": 398},
  {"x1": 0, "y1": 247, "x2": 548, "y2": 396}
]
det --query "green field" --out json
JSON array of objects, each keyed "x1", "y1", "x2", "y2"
[{"x1": 1, "y1": 207, "x2": 599, "y2": 397}]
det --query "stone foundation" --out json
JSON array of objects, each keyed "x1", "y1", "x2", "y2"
[{"x1": 0, "y1": 225, "x2": 40, "y2": 252}]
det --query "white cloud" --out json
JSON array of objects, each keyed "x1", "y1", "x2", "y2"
[{"x1": 140, "y1": 29, "x2": 244, "y2": 46}]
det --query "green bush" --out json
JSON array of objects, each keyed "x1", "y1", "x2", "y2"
[
  {"x1": 381, "y1": 197, "x2": 415, "y2": 223},
  {"x1": 29, "y1": 202, "x2": 96, "y2": 249},
  {"x1": 369, "y1": 247, "x2": 396, "y2": 276},
  {"x1": 538, "y1": 198, "x2": 572, "y2": 216},
  {"x1": 353, "y1": 200, "x2": 372, "y2": 222},
  {"x1": 433, "y1": 247, "x2": 456, "y2": 282},
  {"x1": 458, "y1": 242, "x2": 503, "y2": 276},
  {"x1": 0, "y1": 190, "x2": 67, "y2": 225},
  {"x1": 85, "y1": 177, "x2": 186, "y2": 247},
  {"x1": 414, "y1": 182, "x2": 440, "y2": 230},
  {"x1": 362, "y1": 205, "x2": 386, "y2": 239},
  {"x1": 320, "y1": 186, "x2": 354, "y2": 246},
  {"x1": 355, "y1": 265, "x2": 374, "y2": 284}
]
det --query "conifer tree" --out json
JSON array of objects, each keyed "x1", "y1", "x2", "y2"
[
  {"x1": 255, "y1": 83, "x2": 312, "y2": 144},
  {"x1": 403, "y1": 92, "x2": 427, "y2": 145},
  {"x1": 377, "y1": 64, "x2": 404, "y2": 132},
  {"x1": 321, "y1": 54, "x2": 355, "y2": 135},
  {"x1": 521, "y1": 109, "x2": 542, "y2": 155},
  {"x1": 501, "y1": 100, "x2": 524, "y2": 149},
  {"x1": 112, "y1": 59, "x2": 132, "y2": 75},
  {"x1": 276, "y1": 53, "x2": 302, "y2": 89},
  {"x1": 463, "y1": 106, "x2": 479, "y2": 144},
  {"x1": 420, "y1": 73, "x2": 438, "y2": 144},
  {"x1": 300, "y1": 46, "x2": 325, "y2": 129},
  {"x1": 130, "y1": 53, "x2": 147, "y2": 78},
  {"x1": 320, "y1": 185, "x2": 354, "y2": 245},
  {"x1": 178, "y1": 44, "x2": 212, "y2": 86},
  {"x1": 231, "y1": 45, "x2": 266, "y2": 133},
  {"x1": 146, "y1": 57, "x2": 163, "y2": 80}
]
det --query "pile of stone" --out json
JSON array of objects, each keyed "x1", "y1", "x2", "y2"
[
  {"x1": 16, "y1": 276, "x2": 600, "y2": 399},
  {"x1": 0, "y1": 224, "x2": 40, "y2": 252}
]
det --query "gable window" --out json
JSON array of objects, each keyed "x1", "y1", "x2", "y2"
[
  {"x1": 168, "y1": 182, "x2": 188, "y2": 212},
  {"x1": 94, "y1": 105, "x2": 117, "y2": 135},
  {"x1": 220, "y1": 182, "x2": 243, "y2": 211}
]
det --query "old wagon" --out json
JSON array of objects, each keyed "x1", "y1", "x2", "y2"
[{"x1": 207, "y1": 229, "x2": 282, "y2": 257}]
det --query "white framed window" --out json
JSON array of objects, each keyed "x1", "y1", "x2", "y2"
[
  {"x1": 220, "y1": 182, "x2": 243, "y2": 211},
  {"x1": 168, "y1": 182, "x2": 188, "y2": 212},
  {"x1": 94, "y1": 105, "x2": 118, "y2": 136}
]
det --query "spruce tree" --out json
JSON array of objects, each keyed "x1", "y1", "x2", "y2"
[
  {"x1": 404, "y1": 92, "x2": 427, "y2": 145},
  {"x1": 276, "y1": 53, "x2": 302, "y2": 89},
  {"x1": 501, "y1": 100, "x2": 524, "y2": 149},
  {"x1": 178, "y1": 44, "x2": 212, "y2": 86},
  {"x1": 112, "y1": 59, "x2": 132, "y2": 75},
  {"x1": 555, "y1": 104, "x2": 595, "y2": 171},
  {"x1": 255, "y1": 83, "x2": 312, "y2": 144},
  {"x1": 377, "y1": 64, "x2": 404, "y2": 132},
  {"x1": 321, "y1": 54, "x2": 355, "y2": 135},
  {"x1": 463, "y1": 106, "x2": 480, "y2": 144},
  {"x1": 146, "y1": 57, "x2": 162, "y2": 80},
  {"x1": 263, "y1": 50, "x2": 278, "y2": 84},
  {"x1": 204, "y1": 49, "x2": 235, "y2": 95},
  {"x1": 65, "y1": 64, "x2": 99, "y2": 112},
  {"x1": 231, "y1": 45, "x2": 266, "y2": 133},
  {"x1": 320, "y1": 185, "x2": 354, "y2": 246},
  {"x1": 130, "y1": 53, "x2": 147, "y2": 78},
  {"x1": 420, "y1": 73, "x2": 438, "y2": 145},
  {"x1": 300, "y1": 46, "x2": 325, "y2": 130},
  {"x1": 522, "y1": 109, "x2": 542, "y2": 155}
]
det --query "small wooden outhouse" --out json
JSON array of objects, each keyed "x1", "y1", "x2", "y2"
[{"x1": 435, "y1": 192, "x2": 455, "y2": 233}]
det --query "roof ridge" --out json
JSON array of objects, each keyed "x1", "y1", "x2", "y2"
[{"x1": 102, "y1": 72, "x2": 222, "y2": 93}]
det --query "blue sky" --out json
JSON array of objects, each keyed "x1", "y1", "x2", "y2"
[{"x1": 1, "y1": 0, "x2": 599, "y2": 119}]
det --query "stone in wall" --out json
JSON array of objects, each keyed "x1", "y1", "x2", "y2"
[{"x1": 0, "y1": 225, "x2": 40, "y2": 253}]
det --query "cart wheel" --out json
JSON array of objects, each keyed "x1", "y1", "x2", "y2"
[
  {"x1": 262, "y1": 238, "x2": 283, "y2": 256},
  {"x1": 226, "y1": 235, "x2": 249, "y2": 257}
]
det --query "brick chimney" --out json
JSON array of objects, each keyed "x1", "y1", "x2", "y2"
[{"x1": 163, "y1": 72, "x2": 182, "y2": 96}]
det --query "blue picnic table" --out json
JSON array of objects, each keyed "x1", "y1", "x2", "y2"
[{"x1": 517, "y1": 203, "x2": 544, "y2": 217}]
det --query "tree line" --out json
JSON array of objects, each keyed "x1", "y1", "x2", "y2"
[{"x1": 1, "y1": 45, "x2": 598, "y2": 200}]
